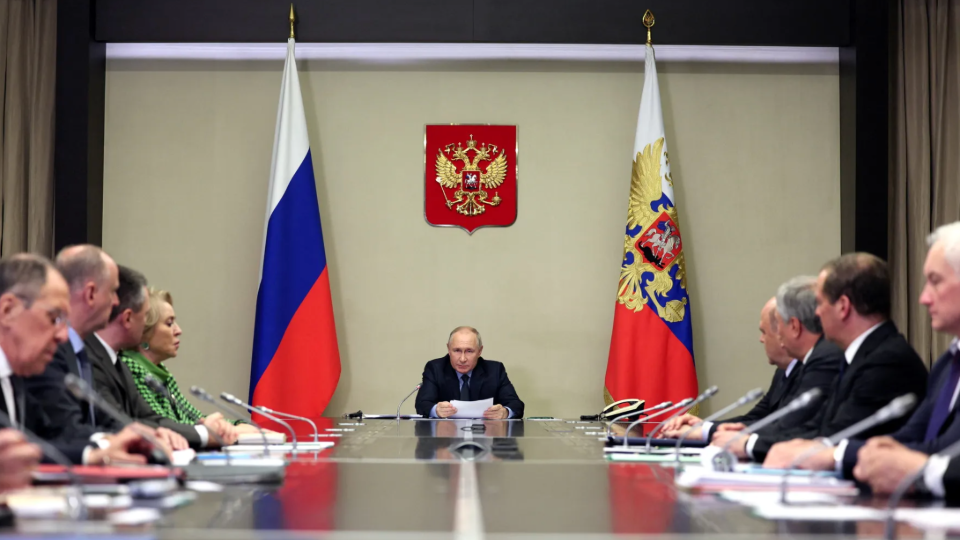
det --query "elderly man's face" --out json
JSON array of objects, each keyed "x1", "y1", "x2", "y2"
[
  {"x1": 814, "y1": 270, "x2": 843, "y2": 342},
  {"x1": 6, "y1": 270, "x2": 70, "y2": 376},
  {"x1": 920, "y1": 242, "x2": 960, "y2": 336},
  {"x1": 448, "y1": 331, "x2": 482, "y2": 374}
]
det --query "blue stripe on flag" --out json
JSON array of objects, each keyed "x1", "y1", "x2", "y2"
[{"x1": 249, "y1": 150, "x2": 327, "y2": 399}]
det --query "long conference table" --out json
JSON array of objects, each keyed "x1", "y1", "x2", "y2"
[{"x1": 11, "y1": 418, "x2": 956, "y2": 538}]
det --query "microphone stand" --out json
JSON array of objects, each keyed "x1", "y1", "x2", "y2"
[
  {"x1": 711, "y1": 387, "x2": 825, "y2": 472},
  {"x1": 143, "y1": 374, "x2": 229, "y2": 464},
  {"x1": 645, "y1": 386, "x2": 718, "y2": 453},
  {"x1": 779, "y1": 393, "x2": 917, "y2": 504},
  {"x1": 63, "y1": 374, "x2": 171, "y2": 466},
  {"x1": 396, "y1": 384, "x2": 421, "y2": 424},
  {"x1": 622, "y1": 399, "x2": 694, "y2": 449},
  {"x1": 674, "y1": 388, "x2": 764, "y2": 469},
  {"x1": 191, "y1": 387, "x2": 270, "y2": 457},
  {"x1": 603, "y1": 401, "x2": 672, "y2": 441},
  {"x1": 221, "y1": 393, "x2": 299, "y2": 454},
  {"x1": 0, "y1": 410, "x2": 87, "y2": 520},
  {"x1": 257, "y1": 406, "x2": 319, "y2": 441}
]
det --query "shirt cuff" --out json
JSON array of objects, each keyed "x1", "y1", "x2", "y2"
[
  {"x1": 195, "y1": 425, "x2": 210, "y2": 447},
  {"x1": 89, "y1": 432, "x2": 107, "y2": 442},
  {"x1": 505, "y1": 407, "x2": 514, "y2": 419},
  {"x1": 925, "y1": 455, "x2": 950, "y2": 497},
  {"x1": 745, "y1": 433, "x2": 759, "y2": 460},
  {"x1": 429, "y1": 404, "x2": 439, "y2": 419},
  {"x1": 701, "y1": 421, "x2": 714, "y2": 441},
  {"x1": 833, "y1": 439, "x2": 849, "y2": 474},
  {"x1": 81, "y1": 446, "x2": 93, "y2": 465}
]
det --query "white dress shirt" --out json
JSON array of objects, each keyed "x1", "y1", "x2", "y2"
[
  {"x1": 743, "y1": 350, "x2": 814, "y2": 457},
  {"x1": 0, "y1": 346, "x2": 18, "y2": 429}
]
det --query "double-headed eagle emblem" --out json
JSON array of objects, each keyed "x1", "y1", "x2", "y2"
[
  {"x1": 435, "y1": 135, "x2": 508, "y2": 216},
  {"x1": 618, "y1": 137, "x2": 689, "y2": 323}
]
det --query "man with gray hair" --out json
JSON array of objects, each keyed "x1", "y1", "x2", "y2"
[
  {"x1": 710, "y1": 276, "x2": 843, "y2": 458},
  {"x1": 414, "y1": 326, "x2": 524, "y2": 419},
  {"x1": 25, "y1": 245, "x2": 120, "y2": 435}
]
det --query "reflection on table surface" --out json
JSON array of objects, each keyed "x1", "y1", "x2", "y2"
[{"x1": 3, "y1": 419, "x2": 947, "y2": 538}]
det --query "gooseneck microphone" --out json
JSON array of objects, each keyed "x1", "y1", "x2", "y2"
[
  {"x1": 190, "y1": 387, "x2": 269, "y2": 455},
  {"x1": 674, "y1": 387, "x2": 764, "y2": 468},
  {"x1": 63, "y1": 373, "x2": 171, "y2": 466},
  {"x1": 256, "y1": 406, "x2": 319, "y2": 441},
  {"x1": 711, "y1": 387, "x2": 824, "y2": 472},
  {"x1": 884, "y1": 437, "x2": 960, "y2": 540},
  {"x1": 779, "y1": 393, "x2": 917, "y2": 504},
  {"x1": 621, "y1": 398, "x2": 695, "y2": 449},
  {"x1": 397, "y1": 384, "x2": 421, "y2": 422},
  {"x1": 604, "y1": 400, "x2": 673, "y2": 441},
  {"x1": 0, "y1": 409, "x2": 87, "y2": 520},
  {"x1": 143, "y1": 375, "x2": 228, "y2": 464},
  {"x1": 644, "y1": 386, "x2": 719, "y2": 453},
  {"x1": 222, "y1": 393, "x2": 298, "y2": 453}
]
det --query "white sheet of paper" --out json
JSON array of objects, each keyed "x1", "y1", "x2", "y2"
[
  {"x1": 449, "y1": 398, "x2": 494, "y2": 419},
  {"x1": 753, "y1": 504, "x2": 884, "y2": 521},
  {"x1": 895, "y1": 508, "x2": 960, "y2": 529}
]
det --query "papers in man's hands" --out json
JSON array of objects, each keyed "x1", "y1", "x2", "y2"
[{"x1": 449, "y1": 398, "x2": 494, "y2": 419}]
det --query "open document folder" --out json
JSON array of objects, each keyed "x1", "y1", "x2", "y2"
[{"x1": 449, "y1": 398, "x2": 494, "y2": 419}]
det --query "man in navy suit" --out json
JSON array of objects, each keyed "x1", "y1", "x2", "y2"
[
  {"x1": 414, "y1": 327, "x2": 524, "y2": 419},
  {"x1": 850, "y1": 221, "x2": 960, "y2": 496}
]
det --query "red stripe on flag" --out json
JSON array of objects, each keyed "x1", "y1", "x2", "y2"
[
  {"x1": 605, "y1": 302, "x2": 697, "y2": 416},
  {"x1": 252, "y1": 268, "x2": 340, "y2": 417}
]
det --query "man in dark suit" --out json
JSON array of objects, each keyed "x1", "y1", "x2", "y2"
[
  {"x1": 760, "y1": 253, "x2": 928, "y2": 466},
  {"x1": 849, "y1": 221, "x2": 960, "y2": 494},
  {"x1": 24, "y1": 245, "x2": 120, "y2": 437},
  {"x1": 89, "y1": 265, "x2": 221, "y2": 449},
  {"x1": 0, "y1": 254, "x2": 160, "y2": 465},
  {"x1": 709, "y1": 277, "x2": 843, "y2": 456},
  {"x1": 414, "y1": 326, "x2": 524, "y2": 419}
]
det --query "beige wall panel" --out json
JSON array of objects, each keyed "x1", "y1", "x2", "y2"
[{"x1": 103, "y1": 60, "x2": 840, "y2": 418}]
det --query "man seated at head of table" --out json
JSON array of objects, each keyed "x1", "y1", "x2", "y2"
[
  {"x1": 414, "y1": 326, "x2": 524, "y2": 419},
  {"x1": 662, "y1": 278, "x2": 841, "y2": 442},
  {"x1": 725, "y1": 253, "x2": 928, "y2": 464},
  {"x1": 765, "y1": 222, "x2": 960, "y2": 477}
]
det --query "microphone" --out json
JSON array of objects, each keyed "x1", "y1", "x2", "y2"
[
  {"x1": 143, "y1": 374, "x2": 227, "y2": 451},
  {"x1": 710, "y1": 387, "x2": 824, "y2": 472},
  {"x1": 644, "y1": 386, "x2": 719, "y2": 453},
  {"x1": 0, "y1": 409, "x2": 86, "y2": 519},
  {"x1": 190, "y1": 386, "x2": 269, "y2": 455},
  {"x1": 620, "y1": 398, "x2": 695, "y2": 449},
  {"x1": 222, "y1": 393, "x2": 299, "y2": 453},
  {"x1": 397, "y1": 384, "x2": 421, "y2": 422},
  {"x1": 603, "y1": 400, "x2": 673, "y2": 441},
  {"x1": 674, "y1": 387, "x2": 764, "y2": 468},
  {"x1": 779, "y1": 393, "x2": 917, "y2": 504},
  {"x1": 883, "y1": 437, "x2": 960, "y2": 540},
  {"x1": 256, "y1": 406, "x2": 319, "y2": 441},
  {"x1": 63, "y1": 373, "x2": 171, "y2": 466}
]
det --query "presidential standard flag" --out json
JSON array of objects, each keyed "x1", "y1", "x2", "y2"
[
  {"x1": 249, "y1": 38, "x2": 341, "y2": 417},
  {"x1": 604, "y1": 42, "x2": 698, "y2": 413}
]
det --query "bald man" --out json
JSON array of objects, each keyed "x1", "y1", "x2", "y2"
[{"x1": 414, "y1": 327, "x2": 524, "y2": 419}]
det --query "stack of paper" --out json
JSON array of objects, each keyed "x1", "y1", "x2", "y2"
[
  {"x1": 237, "y1": 432, "x2": 286, "y2": 445},
  {"x1": 675, "y1": 468, "x2": 858, "y2": 495}
]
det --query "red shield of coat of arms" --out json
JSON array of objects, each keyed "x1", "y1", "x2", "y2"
[
  {"x1": 424, "y1": 125, "x2": 518, "y2": 234},
  {"x1": 636, "y1": 212, "x2": 683, "y2": 271}
]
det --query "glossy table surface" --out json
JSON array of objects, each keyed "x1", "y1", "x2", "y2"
[{"x1": 7, "y1": 419, "x2": 958, "y2": 538}]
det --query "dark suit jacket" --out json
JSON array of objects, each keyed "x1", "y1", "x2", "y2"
[
  {"x1": 4, "y1": 376, "x2": 89, "y2": 464},
  {"x1": 23, "y1": 341, "x2": 106, "y2": 438},
  {"x1": 751, "y1": 321, "x2": 928, "y2": 462},
  {"x1": 711, "y1": 337, "x2": 842, "y2": 438},
  {"x1": 414, "y1": 356, "x2": 524, "y2": 418},
  {"x1": 85, "y1": 335, "x2": 203, "y2": 448},
  {"x1": 841, "y1": 348, "x2": 960, "y2": 478},
  {"x1": 944, "y1": 458, "x2": 960, "y2": 499}
]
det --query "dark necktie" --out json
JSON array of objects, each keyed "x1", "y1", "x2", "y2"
[
  {"x1": 76, "y1": 349, "x2": 96, "y2": 426},
  {"x1": 460, "y1": 374, "x2": 471, "y2": 401},
  {"x1": 925, "y1": 352, "x2": 960, "y2": 443}
]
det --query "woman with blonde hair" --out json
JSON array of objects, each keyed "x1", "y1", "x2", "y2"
[{"x1": 121, "y1": 288, "x2": 256, "y2": 445}]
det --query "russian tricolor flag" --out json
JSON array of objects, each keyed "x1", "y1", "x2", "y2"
[{"x1": 249, "y1": 38, "x2": 341, "y2": 417}]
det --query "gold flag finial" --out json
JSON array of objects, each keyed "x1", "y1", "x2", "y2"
[
  {"x1": 289, "y1": 4, "x2": 296, "y2": 39},
  {"x1": 642, "y1": 9, "x2": 655, "y2": 45}
]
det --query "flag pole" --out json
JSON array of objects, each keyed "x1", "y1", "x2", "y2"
[
  {"x1": 289, "y1": 3, "x2": 296, "y2": 39},
  {"x1": 643, "y1": 9, "x2": 655, "y2": 45}
]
